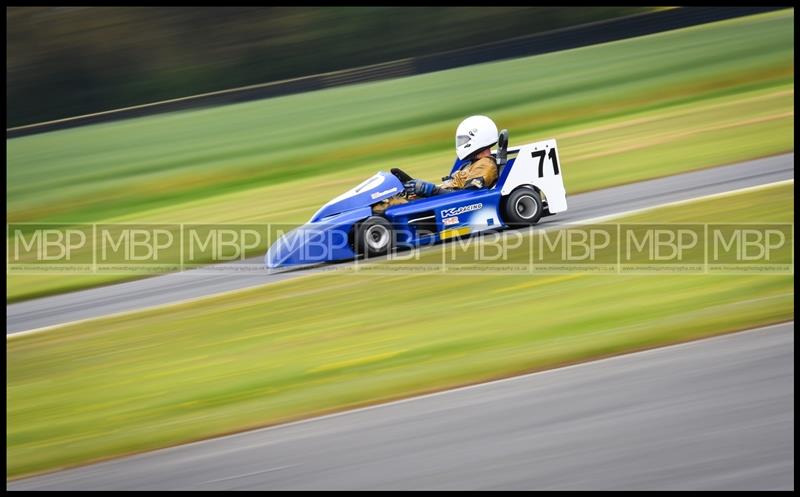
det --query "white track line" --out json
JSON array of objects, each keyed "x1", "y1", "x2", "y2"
[{"x1": 576, "y1": 178, "x2": 794, "y2": 224}]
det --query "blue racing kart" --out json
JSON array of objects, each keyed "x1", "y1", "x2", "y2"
[{"x1": 265, "y1": 130, "x2": 567, "y2": 268}]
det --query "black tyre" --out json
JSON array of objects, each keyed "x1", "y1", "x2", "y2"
[
  {"x1": 503, "y1": 187, "x2": 544, "y2": 227},
  {"x1": 353, "y1": 216, "x2": 394, "y2": 257}
]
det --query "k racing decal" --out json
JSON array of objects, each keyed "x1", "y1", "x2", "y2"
[{"x1": 441, "y1": 203, "x2": 482, "y2": 218}]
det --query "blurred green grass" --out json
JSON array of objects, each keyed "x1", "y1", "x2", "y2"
[
  {"x1": 5, "y1": 10, "x2": 795, "y2": 303},
  {"x1": 7, "y1": 182, "x2": 794, "y2": 479}
]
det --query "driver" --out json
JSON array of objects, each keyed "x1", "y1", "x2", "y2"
[{"x1": 372, "y1": 115, "x2": 500, "y2": 214}]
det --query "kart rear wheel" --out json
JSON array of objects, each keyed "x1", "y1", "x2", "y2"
[
  {"x1": 353, "y1": 216, "x2": 394, "y2": 257},
  {"x1": 503, "y1": 187, "x2": 543, "y2": 227}
]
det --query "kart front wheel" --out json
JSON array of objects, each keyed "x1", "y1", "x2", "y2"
[
  {"x1": 353, "y1": 216, "x2": 394, "y2": 257},
  {"x1": 503, "y1": 187, "x2": 544, "y2": 227}
]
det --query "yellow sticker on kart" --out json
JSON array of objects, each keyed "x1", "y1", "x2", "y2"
[{"x1": 440, "y1": 227, "x2": 471, "y2": 240}]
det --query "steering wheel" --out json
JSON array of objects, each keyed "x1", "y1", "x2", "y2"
[{"x1": 390, "y1": 167, "x2": 414, "y2": 184}]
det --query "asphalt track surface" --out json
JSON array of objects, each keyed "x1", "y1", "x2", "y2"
[
  {"x1": 6, "y1": 153, "x2": 794, "y2": 335},
  {"x1": 8, "y1": 322, "x2": 793, "y2": 490}
]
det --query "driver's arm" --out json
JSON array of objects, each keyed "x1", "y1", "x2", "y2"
[
  {"x1": 405, "y1": 157, "x2": 498, "y2": 197},
  {"x1": 435, "y1": 157, "x2": 498, "y2": 194}
]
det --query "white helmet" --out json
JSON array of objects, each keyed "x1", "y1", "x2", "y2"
[{"x1": 455, "y1": 115, "x2": 498, "y2": 160}]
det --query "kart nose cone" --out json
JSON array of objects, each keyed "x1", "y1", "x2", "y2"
[
  {"x1": 264, "y1": 222, "x2": 355, "y2": 269},
  {"x1": 265, "y1": 227, "x2": 304, "y2": 269}
]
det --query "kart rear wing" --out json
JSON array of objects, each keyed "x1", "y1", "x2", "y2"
[{"x1": 493, "y1": 133, "x2": 568, "y2": 214}]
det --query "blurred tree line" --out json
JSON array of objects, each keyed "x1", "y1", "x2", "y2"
[{"x1": 7, "y1": 6, "x2": 650, "y2": 127}]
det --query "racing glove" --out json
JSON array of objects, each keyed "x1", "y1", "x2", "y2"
[{"x1": 404, "y1": 179, "x2": 436, "y2": 197}]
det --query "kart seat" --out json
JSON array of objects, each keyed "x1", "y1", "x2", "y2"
[
  {"x1": 491, "y1": 129, "x2": 509, "y2": 188},
  {"x1": 496, "y1": 129, "x2": 509, "y2": 168}
]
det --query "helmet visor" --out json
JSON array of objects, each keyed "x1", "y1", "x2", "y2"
[{"x1": 456, "y1": 134, "x2": 472, "y2": 147}]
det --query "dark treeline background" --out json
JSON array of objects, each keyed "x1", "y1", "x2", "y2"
[{"x1": 7, "y1": 7, "x2": 650, "y2": 127}]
